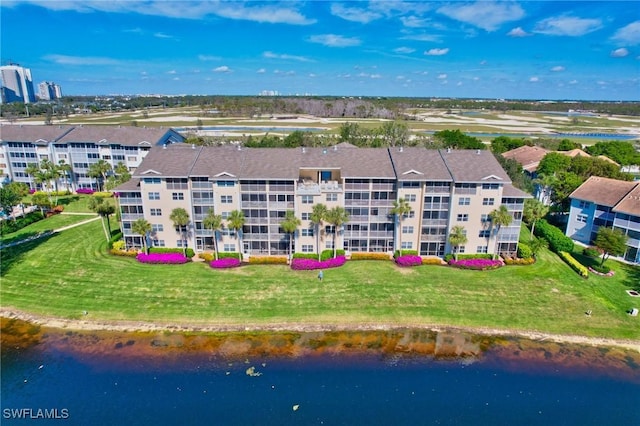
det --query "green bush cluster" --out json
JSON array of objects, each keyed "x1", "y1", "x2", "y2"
[
  {"x1": 321, "y1": 249, "x2": 345, "y2": 260},
  {"x1": 292, "y1": 253, "x2": 318, "y2": 260},
  {"x1": 217, "y1": 252, "x2": 242, "y2": 260},
  {"x1": 248, "y1": 256, "x2": 288, "y2": 265},
  {"x1": 393, "y1": 250, "x2": 418, "y2": 258},
  {"x1": 350, "y1": 252, "x2": 391, "y2": 261},
  {"x1": 534, "y1": 219, "x2": 574, "y2": 253},
  {"x1": 517, "y1": 242, "x2": 533, "y2": 259},
  {"x1": 559, "y1": 251, "x2": 589, "y2": 278},
  {"x1": 421, "y1": 257, "x2": 445, "y2": 265},
  {"x1": 590, "y1": 263, "x2": 610, "y2": 274},
  {"x1": 109, "y1": 248, "x2": 138, "y2": 257},
  {"x1": 108, "y1": 232, "x2": 123, "y2": 249},
  {"x1": 149, "y1": 247, "x2": 195, "y2": 258},
  {"x1": 583, "y1": 247, "x2": 601, "y2": 258},
  {"x1": 198, "y1": 252, "x2": 214, "y2": 262},
  {"x1": 0, "y1": 211, "x2": 45, "y2": 235},
  {"x1": 443, "y1": 253, "x2": 493, "y2": 262},
  {"x1": 92, "y1": 192, "x2": 114, "y2": 198},
  {"x1": 503, "y1": 257, "x2": 535, "y2": 265}
]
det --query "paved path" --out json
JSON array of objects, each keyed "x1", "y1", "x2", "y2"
[{"x1": 0, "y1": 215, "x2": 101, "y2": 249}]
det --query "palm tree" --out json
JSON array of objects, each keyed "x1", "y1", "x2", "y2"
[
  {"x1": 169, "y1": 207, "x2": 190, "y2": 256},
  {"x1": 132, "y1": 218, "x2": 152, "y2": 253},
  {"x1": 202, "y1": 208, "x2": 223, "y2": 260},
  {"x1": 25, "y1": 163, "x2": 47, "y2": 192},
  {"x1": 310, "y1": 203, "x2": 328, "y2": 260},
  {"x1": 227, "y1": 209, "x2": 245, "y2": 260},
  {"x1": 489, "y1": 205, "x2": 513, "y2": 260},
  {"x1": 58, "y1": 160, "x2": 74, "y2": 192},
  {"x1": 87, "y1": 196, "x2": 111, "y2": 241},
  {"x1": 523, "y1": 198, "x2": 549, "y2": 239},
  {"x1": 390, "y1": 198, "x2": 412, "y2": 254},
  {"x1": 325, "y1": 206, "x2": 349, "y2": 258},
  {"x1": 448, "y1": 225, "x2": 468, "y2": 261},
  {"x1": 281, "y1": 210, "x2": 301, "y2": 261},
  {"x1": 88, "y1": 160, "x2": 112, "y2": 191}
]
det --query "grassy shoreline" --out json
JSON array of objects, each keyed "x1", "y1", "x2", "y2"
[{"x1": 2, "y1": 218, "x2": 639, "y2": 345}]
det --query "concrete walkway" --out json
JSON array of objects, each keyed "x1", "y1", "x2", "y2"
[{"x1": 0, "y1": 215, "x2": 101, "y2": 249}]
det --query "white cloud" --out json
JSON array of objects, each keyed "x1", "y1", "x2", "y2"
[
  {"x1": 263, "y1": 51, "x2": 313, "y2": 62},
  {"x1": 437, "y1": 1, "x2": 525, "y2": 32},
  {"x1": 198, "y1": 55, "x2": 221, "y2": 61},
  {"x1": 308, "y1": 73, "x2": 316, "y2": 78},
  {"x1": 611, "y1": 21, "x2": 640, "y2": 45},
  {"x1": 611, "y1": 48, "x2": 629, "y2": 58},
  {"x1": 167, "y1": 70, "x2": 177, "y2": 74},
  {"x1": 43, "y1": 54, "x2": 121, "y2": 66},
  {"x1": 551, "y1": 66, "x2": 565, "y2": 72},
  {"x1": 400, "y1": 16, "x2": 428, "y2": 28},
  {"x1": 569, "y1": 80, "x2": 578, "y2": 84},
  {"x1": 256, "y1": 68, "x2": 266, "y2": 74},
  {"x1": 425, "y1": 48, "x2": 449, "y2": 56},
  {"x1": 308, "y1": 34, "x2": 361, "y2": 47},
  {"x1": 438, "y1": 73, "x2": 447, "y2": 79},
  {"x1": 507, "y1": 27, "x2": 530, "y2": 37},
  {"x1": 530, "y1": 76, "x2": 539, "y2": 82},
  {"x1": 534, "y1": 16, "x2": 602, "y2": 36},
  {"x1": 400, "y1": 33, "x2": 441, "y2": 42},
  {"x1": 213, "y1": 66, "x2": 231, "y2": 73},
  {"x1": 394, "y1": 46, "x2": 415, "y2": 54},
  {"x1": 154, "y1": 32, "x2": 173, "y2": 39},
  {"x1": 172, "y1": 77, "x2": 180, "y2": 81},
  {"x1": 370, "y1": 74, "x2": 381, "y2": 79},
  {"x1": 330, "y1": 3, "x2": 382, "y2": 24}
]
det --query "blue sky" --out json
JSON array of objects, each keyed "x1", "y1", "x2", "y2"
[{"x1": 1, "y1": 1, "x2": 639, "y2": 100}]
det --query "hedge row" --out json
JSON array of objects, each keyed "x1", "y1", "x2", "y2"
[
  {"x1": 350, "y1": 252, "x2": 391, "y2": 261},
  {"x1": 149, "y1": 247, "x2": 195, "y2": 258},
  {"x1": 443, "y1": 253, "x2": 493, "y2": 263},
  {"x1": 534, "y1": 219, "x2": 574, "y2": 253},
  {"x1": 559, "y1": 251, "x2": 588, "y2": 278},
  {"x1": 422, "y1": 257, "x2": 445, "y2": 265},
  {"x1": 248, "y1": 256, "x2": 288, "y2": 265},
  {"x1": 394, "y1": 249, "x2": 418, "y2": 258},
  {"x1": 517, "y1": 242, "x2": 533, "y2": 259},
  {"x1": 503, "y1": 257, "x2": 536, "y2": 265},
  {"x1": 0, "y1": 211, "x2": 45, "y2": 235}
]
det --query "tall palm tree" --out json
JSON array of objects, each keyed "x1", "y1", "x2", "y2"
[
  {"x1": 132, "y1": 218, "x2": 152, "y2": 253},
  {"x1": 523, "y1": 198, "x2": 549, "y2": 239},
  {"x1": 281, "y1": 210, "x2": 301, "y2": 261},
  {"x1": 25, "y1": 163, "x2": 47, "y2": 192},
  {"x1": 88, "y1": 160, "x2": 112, "y2": 191},
  {"x1": 390, "y1": 198, "x2": 412, "y2": 254},
  {"x1": 169, "y1": 207, "x2": 190, "y2": 256},
  {"x1": 310, "y1": 203, "x2": 328, "y2": 260},
  {"x1": 227, "y1": 209, "x2": 245, "y2": 260},
  {"x1": 489, "y1": 205, "x2": 513, "y2": 260},
  {"x1": 87, "y1": 196, "x2": 110, "y2": 241},
  {"x1": 203, "y1": 208, "x2": 223, "y2": 260},
  {"x1": 448, "y1": 225, "x2": 468, "y2": 261},
  {"x1": 58, "y1": 160, "x2": 74, "y2": 192},
  {"x1": 326, "y1": 206, "x2": 349, "y2": 258}
]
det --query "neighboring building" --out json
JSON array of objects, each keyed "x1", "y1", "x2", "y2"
[
  {"x1": 0, "y1": 64, "x2": 36, "y2": 104},
  {"x1": 37, "y1": 81, "x2": 62, "y2": 100},
  {"x1": 567, "y1": 176, "x2": 640, "y2": 263},
  {"x1": 0, "y1": 125, "x2": 184, "y2": 190},
  {"x1": 117, "y1": 145, "x2": 529, "y2": 259},
  {"x1": 502, "y1": 145, "x2": 550, "y2": 175}
]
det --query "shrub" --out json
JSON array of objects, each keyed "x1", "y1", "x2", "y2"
[
  {"x1": 92, "y1": 192, "x2": 113, "y2": 198},
  {"x1": 320, "y1": 249, "x2": 345, "y2": 261},
  {"x1": 394, "y1": 249, "x2": 419, "y2": 259},
  {"x1": 590, "y1": 263, "x2": 610, "y2": 274},
  {"x1": 198, "y1": 252, "x2": 214, "y2": 262},
  {"x1": 291, "y1": 255, "x2": 346, "y2": 270},
  {"x1": 517, "y1": 242, "x2": 533, "y2": 259},
  {"x1": 534, "y1": 219, "x2": 574, "y2": 253},
  {"x1": 111, "y1": 240, "x2": 126, "y2": 251},
  {"x1": 444, "y1": 253, "x2": 493, "y2": 262},
  {"x1": 292, "y1": 253, "x2": 318, "y2": 260},
  {"x1": 350, "y1": 252, "x2": 391, "y2": 261},
  {"x1": 558, "y1": 251, "x2": 588, "y2": 278},
  {"x1": 149, "y1": 247, "x2": 195, "y2": 258},
  {"x1": 210, "y1": 258, "x2": 241, "y2": 268},
  {"x1": 217, "y1": 252, "x2": 242, "y2": 260},
  {"x1": 76, "y1": 188, "x2": 95, "y2": 195},
  {"x1": 503, "y1": 257, "x2": 535, "y2": 265},
  {"x1": 110, "y1": 248, "x2": 138, "y2": 257},
  {"x1": 248, "y1": 256, "x2": 288, "y2": 265},
  {"x1": 108, "y1": 231, "x2": 122, "y2": 249},
  {"x1": 0, "y1": 211, "x2": 45, "y2": 235},
  {"x1": 137, "y1": 252, "x2": 190, "y2": 264},
  {"x1": 583, "y1": 247, "x2": 601, "y2": 258},
  {"x1": 422, "y1": 257, "x2": 445, "y2": 265},
  {"x1": 448, "y1": 258, "x2": 504, "y2": 271},
  {"x1": 395, "y1": 255, "x2": 422, "y2": 267}
]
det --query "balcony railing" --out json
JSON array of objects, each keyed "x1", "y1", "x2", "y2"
[
  {"x1": 118, "y1": 197, "x2": 143, "y2": 204},
  {"x1": 121, "y1": 213, "x2": 144, "y2": 220}
]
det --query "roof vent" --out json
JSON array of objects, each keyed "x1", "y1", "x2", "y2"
[
  {"x1": 447, "y1": 147, "x2": 451, "y2": 153},
  {"x1": 399, "y1": 146, "x2": 403, "y2": 152},
  {"x1": 322, "y1": 148, "x2": 327, "y2": 155},
  {"x1": 192, "y1": 144, "x2": 195, "y2": 150},
  {"x1": 163, "y1": 144, "x2": 167, "y2": 149},
  {"x1": 333, "y1": 145, "x2": 337, "y2": 151},
  {"x1": 237, "y1": 144, "x2": 242, "y2": 151},
  {"x1": 302, "y1": 147, "x2": 306, "y2": 153},
  {"x1": 476, "y1": 149, "x2": 481, "y2": 155}
]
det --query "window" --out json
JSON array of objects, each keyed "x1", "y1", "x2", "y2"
[
  {"x1": 302, "y1": 229, "x2": 314, "y2": 237},
  {"x1": 482, "y1": 198, "x2": 495, "y2": 206},
  {"x1": 223, "y1": 244, "x2": 235, "y2": 252},
  {"x1": 152, "y1": 224, "x2": 164, "y2": 232},
  {"x1": 404, "y1": 194, "x2": 416, "y2": 202},
  {"x1": 148, "y1": 192, "x2": 160, "y2": 200},
  {"x1": 401, "y1": 242, "x2": 413, "y2": 249},
  {"x1": 481, "y1": 214, "x2": 490, "y2": 223},
  {"x1": 406, "y1": 211, "x2": 415, "y2": 218},
  {"x1": 176, "y1": 240, "x2": 188, "y2": 248},
  {"x1": 576, "y1": 214, "x2": 588, "y2": 223},
  {"x1": 102, "y1": 155, "x2": 112, "y2": 160},
  {"x1": 127, "y1": 156, "x2": 137, "y2": 162},
  {"x1": 482, "y1": 183, "x2": 499, "y2": 190},
  {"x1": 150, "y1": 208, "x2": 162, "y2": 216},
  {"x1": 302, "y1": 195, "x2": 314, "y2": 204},
  {"x1": 478, "y1": 230, "x2": 491, "y2": 238},
  {"x1": 221, "y1": 212, "x2": 230, "y2": 219},
  {"x1": 172, "y1": 192, "x2": 184, "y2": 201},
  {"x1": 221, "y1": 195, "x2": 233, "y2": 204},
  {"x1": 578, "y1": 200, "x2": 590, "y2": 209},
  {"x1": 143, "y1": 178, "x2": 161, "y2": 184},
  {"x1": 458, "y1": 246, "x2": 466, "y2": 254},
  {"x1": 217, "y1": 180, "x2": 235, "y2": 187},
  {"x1": 325, "y1": 225, "x2": 336, "y2": 234},
  {"x1": 152, "y1": 239, "x2": 165, "y2": 247},
  {"x1": 326, "y1": 193, "x2": 338, "y2": 202},
  {"x1": 457, "y1": 214, "x2": 468, "y2": 222},
  {"x1": 302, "y1": 245, "x2": 314, "y2": 253},
  {"x1": 402, "y1": 226, "x2": 414, "y2": 234},
  {"x1": 458, "y1": 197, "x2": 470, "y2": 206},
  {"x1": 325, "y1": 240, "x2": 334, "y2": 249},
  {"x1": 477, "y1": 246, "x2": 488, "y2": 254},
  {"x1": 301, "y1": 212, "x2": 311, "y2": 220}
]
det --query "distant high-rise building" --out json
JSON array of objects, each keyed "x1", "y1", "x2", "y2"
[
  {"x1": 38, "y1": 81, "x2": 62, "y2": 100},
  {"x1": 0, "y1": 64, "x2": 36, "y2": 104}
]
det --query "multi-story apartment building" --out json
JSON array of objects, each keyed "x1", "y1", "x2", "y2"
[
  {"x1": 0, "y1": 64, "x2": 36, "y2": 104},
  {"x1": 566, "y1": 176, "x2": 640, "y2": 264},
  {"x1": 37, "y1": 81, "x2": 62, "y2": 100},
  {"x1": 118, "y1": 144, "x2": 529, "y2": 259},
  {"x1": 0, "y1": 125, "x2": 184, "y2": 189}
]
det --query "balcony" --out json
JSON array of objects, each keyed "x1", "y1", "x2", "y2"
[
  {"x1": 118, "y1": 197, "x2": 143, "y2": 205},
  {"x1": 297, "y1": 180, "x2": 343, "y2": 195}
]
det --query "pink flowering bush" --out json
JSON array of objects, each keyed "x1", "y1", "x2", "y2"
[
  {"x1": 448, "y1": 258, "x2": 503, "y2": 271},
  {"x1": 210, "y1": 258, "x2": 242, "y2": 269},
  {"x1": 291, "y1": 255, "x2": 346, "y2": 270},
  {"x1": 136, "y1": 252, "x2": 190, "y2": 264},
  {"x1": 76, "y1": 188, "x2": 95, "y2": 195},
  {"x1": 395, "y1": 255, "x2": 422, "y2": 267}
]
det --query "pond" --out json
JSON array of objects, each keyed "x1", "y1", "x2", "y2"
[{"x1": 2, "y1": 319, "x2": 639, "y2": 425}]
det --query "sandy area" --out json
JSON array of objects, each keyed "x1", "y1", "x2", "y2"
[{"x1": 2, "y1": 307, "x2": 638, "y2": 353}]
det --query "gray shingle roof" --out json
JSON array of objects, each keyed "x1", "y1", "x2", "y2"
[
  {"x1": 613, "y1": 184, "x2": 640, "y2": 216},
  {"x1": 570, "y1": 176, "x2": 638, "y2": 210},
  {"x1": 58, "y1": 125, "x2": 177, "y2": 146},
  {"x1": 388, "y1": 147, "x2": 452, "y2": 181},
  {"x1": 502, "y1": 184, "x2": 532, "y2": 198},
  {"x1": 0, "y1": 124, "x2": 74, "y2": 144},
  {"x1": 133, "y1": 143, "x2": 202, "y2": 177},
  {"x1": 442, "y1": 149, "x2": 511, "y2": 183}
]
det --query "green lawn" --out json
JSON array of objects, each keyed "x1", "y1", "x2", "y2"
[
  {"x1": 0, "y1": 213, "x2": 97, "y2": 246},
  {"x1": 1, "y1": 218, "x2": 638, "y2": 340}
]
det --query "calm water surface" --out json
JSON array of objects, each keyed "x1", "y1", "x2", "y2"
[{"x1": 1, "y1": 320, "x2": 639, "y2": 426}]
